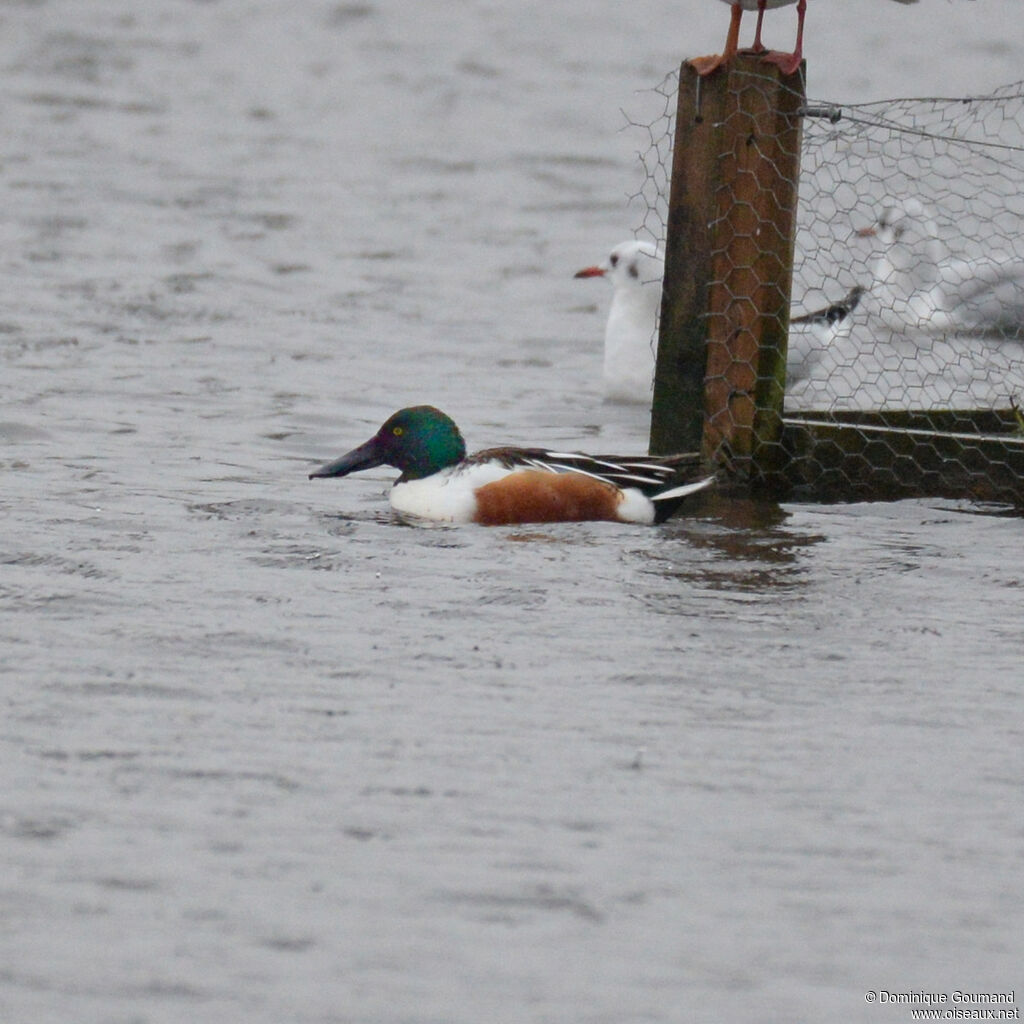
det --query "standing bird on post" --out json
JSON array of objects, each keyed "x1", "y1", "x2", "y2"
[{"x1": 691, "y1": 0, "x2": 920, "y2": 78}]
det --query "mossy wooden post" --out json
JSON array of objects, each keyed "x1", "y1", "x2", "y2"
[{"x1": 650, "y1": 56, "x2": 805, "y2": 487}]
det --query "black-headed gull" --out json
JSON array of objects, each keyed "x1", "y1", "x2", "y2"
[
  {"x1": 577, "y1": 240, "x2": 869, "y2": 398},
  {"x1": 575, "y1": 240, "x2": 664, "y2": 404},
  {"x1": 858, "y1": 198, "x2": 1024, "y2": 338},
  {"x1": 692, "y1": 0, "x2": 920, "y2": 77}
]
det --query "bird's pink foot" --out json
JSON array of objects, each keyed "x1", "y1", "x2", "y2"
[
  {"x1": 688, "y1": 52, "x2": 730, "y2": 76},
  {"x1": 760, "y1": 49, "x2": 803, "y2": 76},
  {"x1": 689, "y1": 4, "x2": 742, "y2": 77}
]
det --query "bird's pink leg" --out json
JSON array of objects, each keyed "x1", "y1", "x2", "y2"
[
  {"x1": 744, "y1": 0, "x2": 768, "y2": 54},
  {"x1": 761, "y1": 0, "x2": 805, "y2": 76},
  {"x1": 689, "y1": 3, "x2": 743, "y2": 76}
]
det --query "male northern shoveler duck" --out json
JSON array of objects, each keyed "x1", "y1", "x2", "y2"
[
  {"x1": 691, "y1": 0, "x2": 920, "y2": 78},
  {"x1": 575, "y1": 240, "x2": 664, "y2": 404},
  {"x1": 309, "y1": 406, "x2": 715, "y2": 526}
]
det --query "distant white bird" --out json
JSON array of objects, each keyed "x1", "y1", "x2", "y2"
[
  {"x1": 576, "y1": 239, "x2": 872, "y2": 398},
  {"x1": 692, "y1": 0, "x2": 921, "y2": 77},
  {"x1": 858, "y1": 198, "x2": 1024, "y2": 338},
  {"x1": 575, "y1": 240, "x2": 664, "y2": 404}
]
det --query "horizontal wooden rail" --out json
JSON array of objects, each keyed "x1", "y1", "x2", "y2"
[{"x1": 780, "y1": 412, "x2": 1024, "y2": 505}]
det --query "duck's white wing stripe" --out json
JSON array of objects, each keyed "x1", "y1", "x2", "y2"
[
  {"x1": 528, "y1": 452, "x2": 672, "y2": 487},
  {"x1": 652, "y1": 476, "x2": 716, "y2": 502},
  {"x1": 532, "y1": 460, "x2": 619, "y2": 484}
]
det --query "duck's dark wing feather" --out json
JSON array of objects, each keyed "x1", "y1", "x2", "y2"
[{"x1": 467, "y1": 447, "x2": 708, "y2": 495}]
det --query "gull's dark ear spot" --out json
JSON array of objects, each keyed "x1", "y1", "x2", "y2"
[{"x1": 628, "y1": 261, "x2": 639, "y2": 279}]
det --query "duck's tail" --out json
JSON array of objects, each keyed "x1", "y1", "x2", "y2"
[{"x1": 649, "y1": 454, "x2": 716, "y2": 523}]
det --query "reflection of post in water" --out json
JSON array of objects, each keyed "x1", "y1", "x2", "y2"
[{"x1": 650, "y1": 56, "x2": 1024, "y2": 506}]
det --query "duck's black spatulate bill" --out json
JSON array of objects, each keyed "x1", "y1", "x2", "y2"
[{"x1": 309, "y1": 437, "x2": 384, "y2": 479}]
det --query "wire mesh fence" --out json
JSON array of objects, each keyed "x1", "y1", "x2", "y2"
[{"x1": 625, "y1": 67, "x2": 1024, "y2": 503}]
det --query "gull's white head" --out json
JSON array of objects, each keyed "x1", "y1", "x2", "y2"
[
  {"x1": 858, "y1": 197, "x2": 945, "y2": 282},
  {"x1": 574, "y1": 239, "x2": 664, "y2": 293},
  {"x1": 856, "y1": 193, "x2": 942, "y2": 296}
]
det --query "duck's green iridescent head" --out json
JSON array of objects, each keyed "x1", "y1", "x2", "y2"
[{"x1": 309, "y1": 406, "x2": 467, "y2": 482}]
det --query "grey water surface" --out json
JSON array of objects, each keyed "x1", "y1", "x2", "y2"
[{"x1": 2, "y1": 2, "x2": 1023, "y2": 1023}]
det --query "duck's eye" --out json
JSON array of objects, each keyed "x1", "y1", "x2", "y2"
[
  {"x1": 609, "y1": 253, "x2": 619, "y2": 267},
  {"x1": 392, "y1": 426, "x2": 404, "y2": 437}
]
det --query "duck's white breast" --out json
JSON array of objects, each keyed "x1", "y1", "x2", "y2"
[{"x1": 389, "y1": 462, "x2": 513, "y2": 523}]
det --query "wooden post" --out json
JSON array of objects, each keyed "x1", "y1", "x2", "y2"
[{"x1": 650, "y1": 56, "x2": 805, "y2": 488}]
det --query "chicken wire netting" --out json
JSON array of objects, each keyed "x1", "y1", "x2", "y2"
[{"x1": 625, "y1": 70, "x2": 1024, "y2": 503}]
